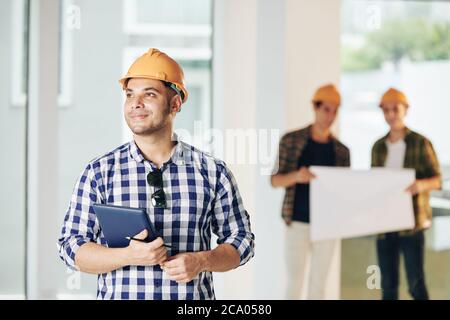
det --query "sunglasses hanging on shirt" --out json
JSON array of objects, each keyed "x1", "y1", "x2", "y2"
[{"x1": 146, "y1": 169, "x2": 167, "y2": 209}]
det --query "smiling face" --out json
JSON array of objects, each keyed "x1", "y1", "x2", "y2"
[
  {"x1": 124, "y1": 78, "x2": 181, "y2": 136},
  {"x1": 380, "y1": 102, "x2": 408, "y2": 130}
]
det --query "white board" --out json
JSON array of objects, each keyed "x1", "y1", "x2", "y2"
[{"x1": 310, "y1": 167, "x2": 415, "y2": 242}]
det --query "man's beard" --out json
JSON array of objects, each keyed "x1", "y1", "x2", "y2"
[
  {"x1": 127, "y1": 104, "x2": 171, "y2": 136},
  {"x1": 130, "y1": 119, "x2": 168, "y2": 135}
]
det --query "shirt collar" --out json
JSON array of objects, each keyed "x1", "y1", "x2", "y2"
[
  {"x1": 129, "y1": 139, "x2": 145, "y2": 163},
  {"x1": 381, "y1": 126, "x2": 412, "y2": 143},
  {"x1": 306, "y1": 124, "x2": 338, "y2": 142},
  {"x1": 169, "y1": 133, "x2": 187, "y2": 166},
  {"x1": 128, "y1": 133, "x2": 187, "y2": 167}
]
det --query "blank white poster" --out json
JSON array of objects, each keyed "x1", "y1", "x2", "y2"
[{"x1": 310, "y1": 167, "x2": 415, "y2": 242}]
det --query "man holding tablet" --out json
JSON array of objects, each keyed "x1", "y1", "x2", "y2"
[{"x1": 58, "y1": 48, "x2": 255, "y2": 300}]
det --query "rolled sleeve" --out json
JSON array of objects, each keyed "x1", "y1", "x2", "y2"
[
  {"x1": 58, "y1": 164, "x2": 102, "y2": 270},
  {"x1": 211, "y1": 164, "x2": 255, "y2": 266}
]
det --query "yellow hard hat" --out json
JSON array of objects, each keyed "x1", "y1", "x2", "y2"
[
  {"x1": 312, "y1": 83, "x2": 341, "y2": 106},
  {"x1": 380, "y1": 88, "x2": 409, "y2": 108},
  {"x1": 119, "y1": 48, "x2": 189, "y2": 103}
]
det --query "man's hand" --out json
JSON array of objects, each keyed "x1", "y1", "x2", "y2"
[
  {"x1": 295, "y1": 167, "x2": 316, "y2": 184},
  {"x1": 271, "y1": 167, "x2": 316, "y2": 188},
  {"x1": 406, "y1": 180, "x2": 424, "y2": 195},
  {"x1": 125, "y1": 229, "x2": 168, "y2": 266},
  {"x1": 160, "y1": 252, "x2": 205, "y2": 283}
]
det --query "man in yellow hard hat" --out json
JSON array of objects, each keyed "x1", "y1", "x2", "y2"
[
  {"x1": 271, "y1": 83, "x2": 350, "y2": 299},
  {"x1": 58, "y1": 48, "x2": 255, "y2": 300},
  {"x1": 372, "y1": 88, "x2": 441, "y2": 300}
]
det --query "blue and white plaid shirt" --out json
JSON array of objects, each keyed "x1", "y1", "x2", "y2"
[{"x1": 58, "y1": 136, "x2": 255, "y2": 300}]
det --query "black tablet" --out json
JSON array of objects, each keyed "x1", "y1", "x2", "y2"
[{"x1": 92, "y1": 203, "x2": 159, "y2": 248}]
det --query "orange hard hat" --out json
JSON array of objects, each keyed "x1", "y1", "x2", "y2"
[
  {"x1": 312, "y1": 84, "x2": 341, "y2": 106},
  {"x1": 380, "y1": 88, "x2": 409, "y2": 108},
  {"x1": 119, "y1": 48, "x2": 189, "y2": 103}
]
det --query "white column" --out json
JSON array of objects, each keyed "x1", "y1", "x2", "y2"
[
  {"x1": 213, "y1": 0, "x2": 257, "y2": 299},
  {"x1": 285, "y1": 0, "x2": 342, "y2": 299},
  {"x1": 286, "y1": 0, "x2": 342, "y2": 133},
  {"x1": 254, "y1": 0, "x2": 287, "y2": 299},
  {"x1": 27, "y1": 0, "x2": 60, "y2": 299}
]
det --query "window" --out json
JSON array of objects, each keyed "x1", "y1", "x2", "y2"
[
  {"x1": 0, "y1": 0, "x2": 29, "y2": 299},
  {"x1": 340, "y1": 0, "x2": 450, "y2": 299},
  {"x1": 10, "y1": 0, "x2": 29, "y2": 108}
]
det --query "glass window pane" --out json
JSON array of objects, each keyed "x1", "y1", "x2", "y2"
[
  {"x1": 341, "y1": 0, "x2": 450, "y2": 299},
  {"x1": 0, "y1": 0, "x2": 29, "y2": 299},
  {"x1": 135, "y1": 0, "x2": 212, "y2": 25}
]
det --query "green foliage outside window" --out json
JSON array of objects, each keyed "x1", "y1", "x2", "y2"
[{"x1": 342, "y1": 19, "x2": 450, "y2": 72}]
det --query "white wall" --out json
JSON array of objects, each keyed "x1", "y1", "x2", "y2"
[
  {"x1": 286, "y1": 0, "x2": 342, "y2": 134},
  {"x1": 213, "y1": 0, "x2": 258, "y2": 299},
  {"x1": 253, "y1": 0, "x2": 286, "y2": 299}
]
